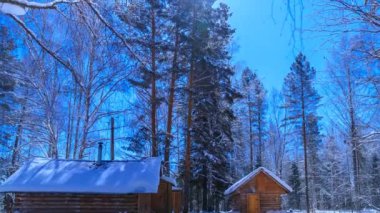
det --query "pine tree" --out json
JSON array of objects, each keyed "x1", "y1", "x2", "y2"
[
  {"x1": 189, "y1": 1, "x2": 236, "y2": 211},
  {"x1": 182, "y1": 1, "x2": 207, "y2": 211},
  {"x1": 241, "y1": 68, "x2": 255, "y2": 170},
  {"x1": 251, "y1": 73, "x2": 266, "y2": 168},
  {"x1": 162, "y1": 0, "x2": 183, "y2": 175},
  {"x1": 119, "y1": 0, "x2": 169, "y2": 157},
  {"x1": 230, "y1": 113, "x2": 247, "y2": 178},
  {"x1": 241, "y1": 68, "x2": 267, "y2": 169},
  {"x1": 283, "y1": 53, "x2": 320, "y2": 213},
  {"x1": 289, "y1": 162, "x2": 301, "y2": 209}
]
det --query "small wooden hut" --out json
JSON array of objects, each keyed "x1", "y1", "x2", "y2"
[
  {"x1": 0, "y1": 157, "x2": 179, "y2": 213},
  {"x1": 224, "y1": 167, "x2": 292, "y2": 213}
]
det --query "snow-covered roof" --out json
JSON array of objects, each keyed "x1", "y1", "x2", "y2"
[
  {"x1": 0, "y1": 157, "x2": 162, "y2": 194},
  {"x1": 224, "y1": 167, "x2": 292, "y2": 196}
]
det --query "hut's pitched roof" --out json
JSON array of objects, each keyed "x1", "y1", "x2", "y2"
[
  {"x1": 0, "y1": 157, "x2": 162, "y2": 194},
  {"x1": 224, "y1": 167, "x2": 293, "y2": 195}
]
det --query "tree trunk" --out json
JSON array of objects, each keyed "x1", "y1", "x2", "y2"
[
  {"x1": 150, "y1": 3, "x2": 158, "y2": 157},
  {"x1": 78, "y1": 41, "x2": 95, "y2": 159},
  {"x1": 301, "y1": 79, "x2": 310, "y2": 213},
  {"x1": 164, "y1": 25, "x2": 179, "y2": 174},
  {"x1": 111, "y1": 117, "x2": 115, "y2": 160},
  {"x1": 202, "y1": 166, "x2": 208, "y2": 211},
  {"x1": 248, "y1": 95, "x2": 254, "y2": 170},
  {"x1": 47, "y1": 66, "x2": 59, "y2": 159},
  {"x1": 347, "y1": 67, "x2": 360, "y2": 208},
  {"x1": 65, "y1": 94, "x2": 73, "y2": 159},
  {"x1": 183, "y1": 61, "x2": 194, "y2": 213},
  {"x1": 78, "y1": 86, "x2": 91, "y2": 159},
  {"x1": 73, "y1": 85, "x2": 83, "y2": 159},
  {"x1": 11, "y1": 105, "x2": 25, "y2": 167},
  {"x1": 258, "y1": 105, "x2": 262, "y2": 166}
]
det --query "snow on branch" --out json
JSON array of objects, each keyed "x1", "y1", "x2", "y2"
[
  {"x1": 0, "y1": 0, "x2": 79, "y2": 9},
  {"x1": 360, "y1": 131, "x2": 380, "y2": 143},
  {"x1": 362, "y1": 131, "x2": 380, "y2": 139}
]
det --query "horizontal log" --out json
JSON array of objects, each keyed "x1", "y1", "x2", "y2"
[
  {"x1": 15, "y1": 204, "x2": 139, "y2": 207},
  {"x1": 16, "y1": 198, "x2": 138, "y2": 203},
  {"x1": 15, "y1": 203, "x2": 138, "y2": 207},
  {"x1": 16, "y1": 194, "x2": 138, "y2": 198},
  {"x1": 13, "y1": 193, "x2": 144, "y2": 213},
  {"x1": 15, "y1": 194, "x2": 139, "y2": 203},
  {"x1": 14, "y1": 209, "x2": 138, "y2": 213}
]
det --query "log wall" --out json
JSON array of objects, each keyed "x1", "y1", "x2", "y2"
[
  {"x1": 172, "y1": 190, "x2": 182, "y2": 213},
  {"x1": 151, "y1": 181, "x2": 172, "y2": 213},
  {"x1": 13, "y1": 193, "x2": 140, "y2": 213},
  {"x1": 9, "y1": 181, "x2": 178, "y2": 213}
]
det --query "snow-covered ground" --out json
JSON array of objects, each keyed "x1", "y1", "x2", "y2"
[
  {"x1": 270, "y1": 211, "x2": 379, "y2": 213},
  {"x1": 218, "y1": 211, "x2": 379, "y2": 213},
  {"x1": 0, "y1": 195, "x2": 3, "y2": 211},
  {"x1": 0, "y1": 177, "x2": 4, "y2": 211},
  {"x1": 266, "y1": 211, "x2": 379, "y2": 213}
]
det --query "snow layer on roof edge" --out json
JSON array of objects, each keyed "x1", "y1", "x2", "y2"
[{"x1": 161, "y1": 175, "x2": 177, "y2": 186}]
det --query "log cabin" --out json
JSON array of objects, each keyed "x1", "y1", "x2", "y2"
[
  {"x1": 0, "y1": 155, "x2": 180, "y2": 213},
  {"x1": 224, "y1": 167, "x2": 292, "y2": 213}
]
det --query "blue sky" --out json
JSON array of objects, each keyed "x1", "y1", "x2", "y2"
[{"x1": 219, "y1": 0, "x2": 332, "y2": 91}]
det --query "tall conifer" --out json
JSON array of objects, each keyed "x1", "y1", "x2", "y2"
[{"x1": 283, "y1": 53, "x2": 320, "y2": 212}]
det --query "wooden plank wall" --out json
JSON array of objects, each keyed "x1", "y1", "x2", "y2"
[
  {"x1": 172, "y1": 190, "x2": 182, "y2": 213},
  {"x1": 240, "y1": 193, "x2": 248, "y2": 213},
  {"x1": 151, "y1": 181, "x2": 172, "y2": 213},
  {"x1": 255, "y1": 172, "x2": 284, "y2": 212},
  {"x1": 138, "y1": 194, "x2": 152, "y2": 213},
  {"x1": 13, "y1": 193, "x2": 139, "y2": 213},
  {"x1": 260, "y1": 193, "x2": 281, "y2": 212},
  {"x1": 255, "y1": 173, "x2": 286, "y2": 194},
  {"x1": 247, "y1": 194, "x2": 260, "y2": 213}
]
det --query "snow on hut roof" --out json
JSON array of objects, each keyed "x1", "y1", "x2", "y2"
[
  {"x1": 0, "y1": 157, "x2": 162, "y2": 194},
  {"x1": 224, "y1": 167, "x2": 293, "y2": 196},
  {"x1": 161, "y1": 175, "x2": 177, "y2": 186}
]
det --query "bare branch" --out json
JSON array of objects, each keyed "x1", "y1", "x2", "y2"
[
  {"x1": 9, "y1": 14, "x2": 84, "y2": 91},
  {"x1": 331, "y1": 0, "x2": 380, "y2": 28},
  {"x1": 84, "y1": 0, "x2": 149, "y2": 71}
]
